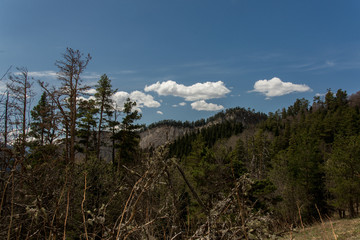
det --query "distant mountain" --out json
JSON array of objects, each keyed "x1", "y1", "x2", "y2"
[{"x1": 139, "y1": 107, "x2": 267, "y2": 149}]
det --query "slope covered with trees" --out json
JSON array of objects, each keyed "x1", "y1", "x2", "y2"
[{"x1": 1, "y1": 48, "x2": 360, "y2": 239}]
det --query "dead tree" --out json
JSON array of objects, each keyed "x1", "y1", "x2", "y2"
[
  {"x1": 40, "y1": 48, "x2": 91, "y2": 163},
  {"x1": 7, "y1": 67, "x2": 34, "y2": 163}
]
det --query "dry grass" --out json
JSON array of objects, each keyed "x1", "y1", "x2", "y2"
[{"x1": 279, "y1": 217, "x2": 360, "y2": 240}]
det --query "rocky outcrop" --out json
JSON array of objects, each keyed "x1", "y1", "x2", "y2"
[{"x1": 139, "y1": 125, "x2": 191, "y2": 149}]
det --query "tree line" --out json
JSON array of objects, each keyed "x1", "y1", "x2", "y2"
[{"x1": 1, "y1": 47, "x2": 360, "y2": 239}]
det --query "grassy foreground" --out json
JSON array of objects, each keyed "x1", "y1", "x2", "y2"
[{"x1": 279, "y1": 217, "x2": 360, "y2": 240}]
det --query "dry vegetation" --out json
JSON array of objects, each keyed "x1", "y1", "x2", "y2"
[{"x1": 280, "y1": 217, "x2": 360, "y2": 240}]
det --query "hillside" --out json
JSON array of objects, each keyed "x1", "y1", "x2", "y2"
[
  {"x1": 139, "y1": 107, "x2": 267, "y2": 149},
  {"x1": 280, "y1": 217, "x2": 360, "y2": 240},
  {"x1": 3, "y1": 88, "x2": 360, "y2": 239}
]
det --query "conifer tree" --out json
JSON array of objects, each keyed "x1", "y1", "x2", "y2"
[
  {"x1": 30, "y1": 92, "x2": 58, "y2": 146},
  {"x1": 77, "y1": 99, "x2": 98, "y2": 161},
  {"x1": 114, "y1": 98, "x2": 142, "y2": 170},
  {"x1": 94, "y1": 74, "x2": 116, "y2": 160},
  {"x1": 326, "y1": 135, "x2": 360, "y2": 217}
]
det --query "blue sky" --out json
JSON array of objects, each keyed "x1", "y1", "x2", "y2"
[{"x1": 1, "y1": 0, "x2": 360, "y2": 124}]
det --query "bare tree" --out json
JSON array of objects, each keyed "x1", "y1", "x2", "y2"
[
  {"x1": 0, "y1": 66, "x2": 12, "y2": 148},
  {"x1": 7, "y1": 67, "x2": 34, "y2": 162},
  {"x1": 40, "y1": 48, "x2": 91, "y2": 163}
]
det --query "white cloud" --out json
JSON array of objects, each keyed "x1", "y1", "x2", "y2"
[
  {"x1": 78, "y1": 96, "x2": 96, "y2": 102},
  {"x1": 144, "y1": 80, "x2": 231, "y2": 101},
  {"x1": 85, "y1": 88, "x2": 97, "y2": 95},
  {"x1": 130, "y1": 91, "x2": 161, "y2": 108},
  {"x1": 111, "y1": 90, "x2": 160, "y2": 111},
  {"x1": 191, "y1": 100, "x2": 224, "y2": 111},
  {"x1": 23, "y1": 71, "x2": 101, "y2": 81},
  {"x1": 172, "y1": 102, "x2": 187, "y2": 107},
  {"x1": 27, "y1": 71, "x2": 57, "y2": 78},
  {"x1": 251, "y1": 77, "x2": 312, "y2": 99},
  {"x1": 156, "y1": 111, "x2": 163, "y2": 115},
  {"x1": 82, "y1": 72, "x2": 101, "y2": 80}
]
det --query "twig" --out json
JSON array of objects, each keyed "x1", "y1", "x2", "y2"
[
  {"x1": 122, "y1": 164, "x2": 142, "y2": 178},
  {"x1": 297, "y1": 202, "x2": 305, "y2": 231},
  {"x1": 81, "y1": 172, "x2": 89, "y2": 240},
  {"x1": 7, "y1": 172, "x2": 15, "y2": 240},
  {"x1": 327, "y1": 216, "x2": 337, "y2": 240},
  {"x1": 115, "y1": 173, "x2": 145, "y2": 239},
  {"x1": 48, "y1": 169, "x2": 68, "y2": 240},
  {"x1": 63, "y1": 187, "x2": 70, "y2": 240},
  {"x1": 0, "y1": 65, "x2": 12, "y2": 80},
  {"x1": 315, "y1": 204, "x2": 328, "y2": 240},
  {"x1": 171, "y1": 158, "x2": 209, "y2": 214}
]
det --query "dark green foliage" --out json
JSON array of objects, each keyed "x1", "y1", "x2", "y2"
[
  {"x1": 29, "y1": 92, "x2": 58, "y2": 146},
  {"x1": 76, "y1": 99, "x2": 98, "y2": 160},
  {"x1": 94, "y1": 74, "x2": 116, "y2": 159},
  {"x1": 169, "y1": 121, "x2": 244, "y2": 158},
  {"x1": 325, "y1": 135, "x2": 360, "y2": 217},
  {"x1": 113, "y1": 98, "x2": 143, "y2": 168},
  {"x1": 265, "y1": 89, "x2": 360, "y2": 223}
]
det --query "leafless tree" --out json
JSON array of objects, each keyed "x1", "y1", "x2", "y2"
[
  {"x1": 7, "y1": 67, "x2": 35, "y2": 162},
  {"x1": 40, "y1": 48, "x2": 91, "y2": 163}
]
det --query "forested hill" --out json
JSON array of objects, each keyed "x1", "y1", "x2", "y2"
[
  {"x1": 4, "y1": 47, "x2": 360, "y2": 239},
  {"x1": 165, "y1": 88, "x2": 360, "y2": 225},
  {"x1": 139, "y1": 107, "x2": 267, "y2": 149}
]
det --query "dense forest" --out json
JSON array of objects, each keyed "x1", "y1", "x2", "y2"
[{"x1": 1, "y1": 48, "x2": 360, "y2": 239}]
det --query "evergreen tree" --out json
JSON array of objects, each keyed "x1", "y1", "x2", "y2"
[
  {"x1": 77, "y1": 99, "x2": 98, "y2": 161},
  {"x1": 114, "y1": 98, "x2": 142, "y2": 170},
  {"x1": 30, "y1": 92, "x2": 58, "y2": 146},
  {"x1": 325, "y1": 135, "x2": 360, "y2": 217},
  {"x1": 94, "y1": 74, "x2": 116, "y2": 160}
]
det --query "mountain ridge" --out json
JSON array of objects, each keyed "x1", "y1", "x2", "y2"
[{"x1": 139, "y1": 107, "x2": 267, "y2": 149}]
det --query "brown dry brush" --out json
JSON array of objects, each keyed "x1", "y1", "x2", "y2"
[
  {"x1": 0, "y1": 145, "x2": 276, "y2": 240},
  {"x1": 0, "y1": 146, "x2": 180, "y2": 239},
  {"x1": 190, "y1": 174, "x2": 276, "y2": 240}
]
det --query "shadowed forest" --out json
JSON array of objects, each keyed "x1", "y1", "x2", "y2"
[{"x1": 1, "y1": 48, "x2": 360, "y2": 239}]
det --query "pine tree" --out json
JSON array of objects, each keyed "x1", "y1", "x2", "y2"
[
  {"x1": 325, "y1": 135, "x2": 360, "y2": 217},
  {"x1": 114, "y1": 98, "x2": 142, "y2": 170},
  {"x1": 94, "y1": 74, "x2": 116, "y2": 160},
  {"x1": 77, "y1": 99, "x2": 98, "y2": 162},
  {"x1": 30, "y1": 92, "x2": 58, "y2": 146}
]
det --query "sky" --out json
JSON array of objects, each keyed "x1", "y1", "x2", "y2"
[{"x1": 1, "y1": 0, "x2": 360, "y2": 125}]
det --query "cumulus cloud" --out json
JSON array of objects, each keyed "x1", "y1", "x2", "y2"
[
  {"x1": 85, "y1": 88, "x2": 97, "y2": 95},
  {"x1": 78, "y1": 96, "x2": 95, "y2": 102},
  {"x1": 251, "y1": 77, "x2": 312, "y2": 99},
  {"x1": 111, "y1": 90, "x2": 160, "y2": 111},
  {"x1": 156, "y1": 111, "x2": 163, "y2": 115},
  {"x1": 172, "y1": 102, "x2": 187, "y2": 107},
  {"x1": 191, "y1": 100, "x2": 224, "y2": 111},
  {"x1": 144, "y1": 80, "x2": 231, "y2": 101}
]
